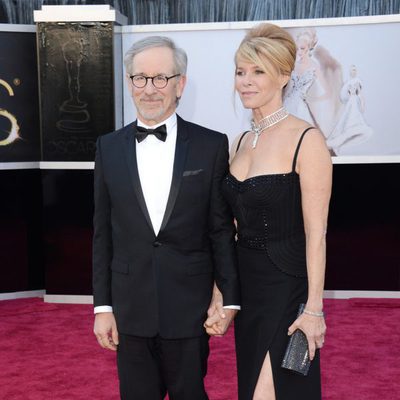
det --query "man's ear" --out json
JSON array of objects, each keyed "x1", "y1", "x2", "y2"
[
  {"x1": 176, "y1": 75, "x2": 187, "y2": 99},
  {"x1": 125, "y1": 74, "x2": 135, "y2": 96},
  {"x1": 125, "y1": 73, "x2": 133, "y2": 87}
]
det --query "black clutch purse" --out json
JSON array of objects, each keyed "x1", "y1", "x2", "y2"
[{"x1": 281, "y1": 303, "x2": 311, "y2": 376}]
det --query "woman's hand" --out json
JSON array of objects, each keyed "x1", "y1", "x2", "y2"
[{"x1": 287, "y1": 313, "x2": 326, "y2": 360}]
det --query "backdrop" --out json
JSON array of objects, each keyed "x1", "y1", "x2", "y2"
[{"x1": 122, "y1": 16, "x2": 400, "y2": 158}]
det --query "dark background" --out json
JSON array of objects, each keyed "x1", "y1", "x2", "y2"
[
  {"x1": 0, "y1": 31, "x2": 40, "y2": 162},
  {"x1": 0, "y1": 0, "x2": 399, "y2": 296}
]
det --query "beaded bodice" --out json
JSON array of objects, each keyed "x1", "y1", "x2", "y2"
[
  {"x1": 224, "y1": 170, "x2": 305, "y2": 239},
  {"x1": 222, "y1": 128, "x2": 314, "y2": 277}
]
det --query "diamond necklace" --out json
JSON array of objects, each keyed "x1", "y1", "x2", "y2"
[{"x1": 251, "y1": 107, "x2": 289, "y2": 149}]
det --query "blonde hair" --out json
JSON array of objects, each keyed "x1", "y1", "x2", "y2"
[{"x1": 235, "y1": 23, "x2": 296, "y2": 80}]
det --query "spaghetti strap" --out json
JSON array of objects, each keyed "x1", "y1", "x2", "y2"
[
  {"x1": 236, "y1": 131, "x2": 250, "y2": 153},
  {"x1": 291, "y1": 127, "x2": 315, "y2": 172}
]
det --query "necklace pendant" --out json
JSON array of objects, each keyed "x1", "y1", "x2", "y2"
[
  {"x1": 252, "y1": 131, "x2": 259, "y2": 149},
  {"x1": 250, "y1": 107, "x2": 289, "y2": 148}
]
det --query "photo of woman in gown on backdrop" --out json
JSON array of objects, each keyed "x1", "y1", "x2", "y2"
[
  {"x1": 283, "y1": 28, "x2": 323, "y2": 126},
  {"x1": 327, "y1": 64, "x2": 373, "y2": 155},
  {"x1": 283, "y1": 28, "x2": 343, "y2": 154},
  {"x1": 284, "y1": 28, "x2": 342, "y2": 137},
  {"x1": 283, "y1": 28, "x2": 374, "y2": 156}
]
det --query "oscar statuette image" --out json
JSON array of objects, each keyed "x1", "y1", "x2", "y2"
[{"x1": 37, "y1": 22, "x2": 115, "y2": 161}]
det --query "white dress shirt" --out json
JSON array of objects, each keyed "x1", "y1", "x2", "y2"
[
  {"x1": 94, "y1": 113, "x2": 239, "y2": 313},
  {"x1": 136, "y1": 113, "x2": 177, "y2": 235}
]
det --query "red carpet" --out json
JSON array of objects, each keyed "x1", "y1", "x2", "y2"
[{"x1": 0, "y1": 297, "x2": 399, "y2": 399}]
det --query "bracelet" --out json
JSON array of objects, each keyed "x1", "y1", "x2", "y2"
[{"x1": 303, "y1": 309, "x2": 325, "y2": 317}]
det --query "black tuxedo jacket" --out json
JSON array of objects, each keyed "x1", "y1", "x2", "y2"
[{"x1": 92, "y1": 115, "x2": 239, "y2": 339}]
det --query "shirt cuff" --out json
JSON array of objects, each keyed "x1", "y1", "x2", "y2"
[
  {"x1": 223, "y1": 305, "x2": 241, "y2": 310},
  {"x1": 94, "y1": 305, "x2": 113, "y2": 314}
]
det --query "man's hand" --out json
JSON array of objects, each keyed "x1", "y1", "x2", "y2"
[
  {"x1": 204, "y1": 284, "x2": 237, "y2": 336},
  {"x1": 94, "y1": 312, "x2": 119, "y2": 351},
  {"x1": 204, "y1": 308, "x2": 237, "y2": 336}
]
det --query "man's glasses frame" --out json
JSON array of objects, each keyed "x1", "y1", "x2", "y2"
[{"x1": 129, "y1": 74, "x2": 181, "y2": 89}]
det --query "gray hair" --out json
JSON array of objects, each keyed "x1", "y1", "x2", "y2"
[{"x1": 124, "y1": 36, "x2": 188, "y2": 76}]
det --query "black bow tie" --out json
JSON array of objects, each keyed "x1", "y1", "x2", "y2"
[{"x1": 135, "y1": 124, "x2": 167, "y2": 143}]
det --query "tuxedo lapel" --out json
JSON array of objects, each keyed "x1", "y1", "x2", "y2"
[
  {"x1": 159, "y1": 116, "x2": 189, "y2": 233},
  {"x1": 122, "y1": 122, "x2": 154, "y2": 234}
]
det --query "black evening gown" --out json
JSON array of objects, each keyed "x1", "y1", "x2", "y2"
[{"x1": 222, "y1": 128, "x2": 321, "y2": 400}]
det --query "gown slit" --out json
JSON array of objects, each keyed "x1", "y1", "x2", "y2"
[{"x1": 253, "y1": 351, "x2": 275, "y2": 399}]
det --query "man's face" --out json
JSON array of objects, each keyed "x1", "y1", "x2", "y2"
[{"x1": 127, "y1": 46, "x2": 186, "y2": 125}]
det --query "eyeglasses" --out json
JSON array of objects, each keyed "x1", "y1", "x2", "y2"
[{"x1": 129, "y1": 74, "x2": 181, "y2": 89}]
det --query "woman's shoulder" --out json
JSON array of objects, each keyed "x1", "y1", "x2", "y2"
[
  {"x1": 285, "y1": 117, "x2": 326, "y2": 151},
  {"x1": 294, "y1": 125, "x2": 331, "y2": 168},
  {"x1": 298, "y1": 126, "x2": 326, "y2": 149}
]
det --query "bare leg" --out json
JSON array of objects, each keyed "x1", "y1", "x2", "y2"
[{"x1": 252, "y1": 352, "x2": 276, "y2": 400}]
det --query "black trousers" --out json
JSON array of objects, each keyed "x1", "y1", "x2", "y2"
[{"x1": 117, "y1": 333, "x2": 210, "y2": 400}]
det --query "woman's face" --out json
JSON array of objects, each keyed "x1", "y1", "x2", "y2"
[
  {"x1": 235, "y1": 58, "x2": 284, "y2": 114},
  {"x1": 296, "y1": 37, "x2": 310, "y2": 60}
]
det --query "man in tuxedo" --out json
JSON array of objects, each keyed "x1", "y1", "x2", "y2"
[{"x1": 92, "y1": 36, "x2": 240, "y2": 400}]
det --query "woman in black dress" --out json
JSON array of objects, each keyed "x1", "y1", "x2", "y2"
[{"x1": 205, "y1": 23, "x2": 332, "y2": 399}]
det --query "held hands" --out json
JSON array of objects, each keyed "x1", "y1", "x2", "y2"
[
  {"x1": 204, "y1": 285, "x2": 237, "y2": 336},
  {"x1": 287, "y1": 309, "x2": 326, "y2": 360},
  {"x1": 94, "y1": 312, "x2": 119, "y2": 351}
]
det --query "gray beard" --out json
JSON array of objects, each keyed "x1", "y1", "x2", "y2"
[{"x1": 137, "y1": 106, "x2": 167, "y2": 123}]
